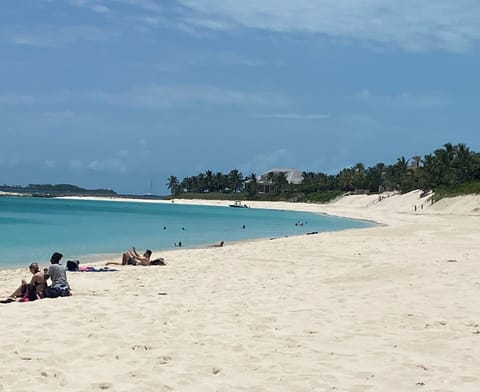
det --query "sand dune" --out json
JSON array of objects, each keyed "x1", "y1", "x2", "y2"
[{"x1": 1, "y1": 192, "x2": 479, "y2": 391}]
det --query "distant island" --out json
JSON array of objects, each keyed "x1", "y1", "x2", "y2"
[{"x1": 0, "y1": 184, "x2": 117, "y2": 198}]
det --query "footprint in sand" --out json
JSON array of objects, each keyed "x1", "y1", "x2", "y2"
[
  {"x1": 416, "y1": 364, "x2": 428, "y2": 371},
  {"x1": 92, "y1": 382, "x2": 113, "y2": 390},
  {"x1": 158, "y1": 356, "x2": 172, "y2": 365},
  {"x1": 39, "y1": 370, "x2": 67, "y2": 386},
  {"x1": 131, "y1": 344, "x2": 152, "y2": 351}
]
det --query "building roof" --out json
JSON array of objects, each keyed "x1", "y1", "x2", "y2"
[{"x1": 258, "y1": 168, "x2": 304, "y2": 185}]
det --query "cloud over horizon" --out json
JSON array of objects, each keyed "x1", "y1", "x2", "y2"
[
  {"x1": 1, "y1": 0, "x2": 478, "y2": 194},
  {"x1": 10, "y1": 1, "x2": 480, "y2": 53},
  {"x1": 0, "y1": 85, "x2": 287, "y2": 109},
  {"x1": 178, "y1": 0, "x2": 480, "y2": 52}
]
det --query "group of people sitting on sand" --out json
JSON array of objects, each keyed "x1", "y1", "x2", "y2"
[
  {"x1": 3, "y1": 246, "x2": 166, "y2": 303},
  {"x1": 4, "y1": 242, "x2": 228, "y2": 303},
  {"x1": 3, "y1": 251, "x2": 71, "y2": 303}
]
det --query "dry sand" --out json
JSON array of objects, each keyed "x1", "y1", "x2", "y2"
[{"x1": 1, "y1": 190, "x2": 479, "y2": 392}]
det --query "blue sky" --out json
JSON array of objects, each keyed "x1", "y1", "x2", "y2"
[{"x1": 1, "y1": 0, "x2": 479, "y2": 194}]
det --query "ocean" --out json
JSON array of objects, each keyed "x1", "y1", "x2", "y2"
[{"x1": 0, "y1": 197, "x2": 373, "y2": 269}]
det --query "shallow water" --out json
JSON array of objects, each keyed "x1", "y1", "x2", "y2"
[{"x1": 0, "y1": 197, "x2": 373, "y2": 268}]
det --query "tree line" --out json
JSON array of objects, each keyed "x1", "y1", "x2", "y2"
[
  {"x1": 167, "y1": 143, "x2": 480, "y2": 201},
  {"x1": 0, "y1": 184, "x2": 117, "y2": 196}
]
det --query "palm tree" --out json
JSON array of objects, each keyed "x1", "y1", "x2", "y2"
[
  {"x1": 228, "y1": 169, "x2": 244, "y2": 192},
  {"x1": 411, "y1": 155, "x2": 421, "y2": 169},
  {"x1": 352, "y1": 162, "x2": 367, "y2": 190},
  {"x1": 271, "y1": 172, "x2": 288, "y2": 194},
  {"x1": 454, "y1": 143, "x2": 472, "y2": 183},
  {"x1": 214, "y1": 172, "x2": 226, "y2": 192},
  {"x1": 366, "y1": 162, "x2": 385, "y2": 192},
  {"x1": 245, "y1": 173, "x2": 258, "y2": 196},
  {"x1": 205, "y1": 170, "x2": 214, "y2": 192},
  {"x1": 337, "y1": 167, "x2": 355, "y2": 192},
  {"x1": 166, "y1": 176, "x2": 180, "y2": 196}
]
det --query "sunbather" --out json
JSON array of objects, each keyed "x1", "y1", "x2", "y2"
[
  {"x1": 209, "y1": 241, "x2": 224, "y2": 247},
  {"x1": 107, "y1": 247, "x2": 153, "y2": 266},
  {"x1": 7, "y1": 262, "x2": 46, "y2": 301}
]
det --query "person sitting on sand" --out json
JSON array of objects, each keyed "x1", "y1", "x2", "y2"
[
  {"x1": 44, "y1": 252, "x2": 71, "y2": 297},
  {"x1": 107, "y1": 247, "x2": 152, "y2": 266},
  {"x1": 7, "y1": 262, "x2": 46, "y2": 301}
]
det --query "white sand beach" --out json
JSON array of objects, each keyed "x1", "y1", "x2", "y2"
[{"x1": 1, "y1": 190, "x2": 480, "y2": 392}]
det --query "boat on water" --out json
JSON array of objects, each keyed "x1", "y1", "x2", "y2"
[{"x1": 229, "y1": 200, "x2": 249, "y2": 208}]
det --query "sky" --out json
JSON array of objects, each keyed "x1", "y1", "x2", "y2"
[{"x1": 1, "y1": 0, "x2": 479, "y2": 195}]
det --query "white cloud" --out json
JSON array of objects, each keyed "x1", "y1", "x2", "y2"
[
  {"x1": 88, "y1": 158, "x2": 128, "y2": 173},
  {"x1": 251, "y1": 113, "x2": 330, "y2": 120},
  {"x1": 177, "y1": 0, "x2": 480, "y2": 52},
  {"x1": 0, "y1": 94, "x2": 37, "y2": 105},
  {"x1": 44, "y1": 160, "x2": 57, "y2": 169},
  {"x1": 90, "y1": 4, "x2": 111, "y2": 13},
  {"x1": 7, "y1": 157, "x2": 21, "y2": 169},
  {"x1": 0, "y1": 91, "x2": 75, "y2": 106},
  {"x1": 242, "y1": 148, "x2": 293, "y2": 174},
  {"x1": 353, "y1": 90, "x2": 453, "y2": 109},
  {"x1": 111, "y1": 0, "x2": 163, "y2": 12},
  {"x1": 67, "y1": 157, "x2": 127, "y2": 173},
  {"x1": 58, "y1": 0, "x2": 480, "y2": 52},
  {"x1": 69, "y1": 160, "x2": 83, "y2": 170},
  {"x1": 3, "y1": 25, "x2": 119, "y2": 47},
  {"x1": 44, "y1": 111, "x2": 77, "y2": 120},
  {"x1": 69, "y1": 0, "x2": 110, "y2": 13},
  {"x1": 181, "y1": 17, "x2": 236, "y2": 31},
  {"x1": 190, "y1": 52, "x2": 285, "y2": 68},
  {"x1": 89, "y1": 84, "x2": 287, "y2": 108},
  {"x1": 115, "y1": 150, "x2": 129, "y2": 158},
  {"x1": 0, "y1": 85, "x2": 284, "y2": 109}
]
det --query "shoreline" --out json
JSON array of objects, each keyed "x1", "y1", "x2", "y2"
[
  {"x1": 0, "y1": 196, "x2": 377, "y2": 272},
  {"x1": 1, "y1": 190, "x2": 480, "y2": 391}
]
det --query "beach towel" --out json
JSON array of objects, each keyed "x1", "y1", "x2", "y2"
[{"x1": 78, "y1": 266, "x2": 118, "y2": 272}]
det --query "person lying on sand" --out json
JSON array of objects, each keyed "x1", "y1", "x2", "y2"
[
  {"x1": 209, "y1": 241, "x2": 224, "y2": 247},
  {"x1": 107, "y1": 247, "x2": 165, "y2": 266},
  {"x1": 4, "y1": 262, "x2": 46, "y2": 302}
]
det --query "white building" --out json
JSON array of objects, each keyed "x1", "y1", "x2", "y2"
[{"x1": 255, "y1": 168, "x2": 304, "y2": 192}]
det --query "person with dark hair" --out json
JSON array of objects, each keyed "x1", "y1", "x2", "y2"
[
  {"x1": 106, "y1": 247, "x2": 153, "y2": 266},
  {"x1": 128, "y1": 247, "x2": 152, "y2": 266},
  {"x1": 50, "y1": 252, "x2": 63, "y2": 264},
  {"x1": 209, "y1": 241, "x2": 224, "y2": 248},
  {"x1": 44, "y1": 252, "x2": 71, "y2": 297}
]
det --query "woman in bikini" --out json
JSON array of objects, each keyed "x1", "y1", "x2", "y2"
[
  {"x1": 8, "y1": 262, "x2": 46, "y2": 301},
  {"x1": 106, "y1": 247, "x2": 154, "y2": 266}
]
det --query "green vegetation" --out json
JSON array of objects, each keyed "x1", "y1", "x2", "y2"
[
  {"x1": 168, "y1": 143, "x2": 480, "y2": 203},
  {"x1": 0, "y1": 184, "x2": 116, "y2": 197},
  {"x1": 432, "y1": 181, "x2": 480, "y2": 202},
  {"x1": 167, "y1": 192, "x2": 249, "y2": 201},
  {"x1": 304, "y1": 191, "x2": 344, "y2": 203}
]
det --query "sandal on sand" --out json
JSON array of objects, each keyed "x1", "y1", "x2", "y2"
[{"x1": 0, "y1": 298, "x2": 16, "y2": 304}]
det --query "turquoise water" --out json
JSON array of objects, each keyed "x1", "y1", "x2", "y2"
[{"x1": 0, "y1": 197, "x2": 373, "y2": 269}]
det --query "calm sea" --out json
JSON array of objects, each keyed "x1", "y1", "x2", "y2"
[{"x1": 0, "y1": 197, "x2": 373, "y2": 269}]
